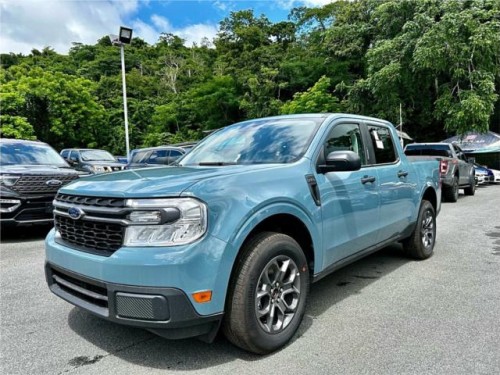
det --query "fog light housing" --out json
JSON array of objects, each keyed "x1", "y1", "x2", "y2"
[{"x1": 0, "y1": 199, "x2": 21, "y2": 213}]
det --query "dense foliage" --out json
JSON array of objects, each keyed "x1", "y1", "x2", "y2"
[{"x1": 1, "y1": 0, "x2": 499, "y2": 153}]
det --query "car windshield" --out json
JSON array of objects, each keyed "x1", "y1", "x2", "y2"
[
  {"x1": 81, "y1": 150, "x2": 115, "y2": 161},
  {"x1": 180, "y1": 118, "x2": 323, "y2": 166},
  {"x1": 130, "y1": 150, "x2": 151, "y2": 163},
  {"x1": 0, "y1": 142, "x2": 68, "y2": 166}
]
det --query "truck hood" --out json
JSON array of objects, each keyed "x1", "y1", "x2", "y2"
[
  {"x1": 59, "y1": 164, "x2": 280, "y2": 197},
  {"x1": 0, "y1": 164, "x2": 79, "y2": 176}
]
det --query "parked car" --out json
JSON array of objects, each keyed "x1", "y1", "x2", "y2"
[
  {"x1": 404, "y1": 142, "x2": 475, "y2": 202},
  {"x1": 45, "y1": 114, "x2": 441, "y2": 354},
  {"x1": 0, "y1": 139, "x2": 80, "y2": 227},
  {"x1": 126, "y1": 143, "x2": 195, "y2": 169},
  {"x1": 472, "y1": 163, "x2": 492, "y2": 185},
  {"x1": 114, "y1": 156, "x2": 128, "y2": 164},
  {"x1": 489, "y1": 168, "x2": 500, "y2": 183},
  {"x1": 60, "y1": 148, "x2": 125, "y2": 174}
]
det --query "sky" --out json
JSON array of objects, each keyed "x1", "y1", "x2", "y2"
[{"x1": 0, "y1": 0, "x2": 333, "y2": 55}]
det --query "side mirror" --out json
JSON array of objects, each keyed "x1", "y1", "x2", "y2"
[{"x1": 318, "y1": 151, "x2": 361, "y2": 173}]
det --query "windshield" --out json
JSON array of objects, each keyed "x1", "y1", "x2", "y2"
[
  {"x1": 81, "y1": 150, "x2": 115, "y2": 161},
  {"x1": 180, "y1": 118, "x2": 323, "y2": 166},
  {"x1": 0, "y1": 142, "x2": 68, "y2": 166}
]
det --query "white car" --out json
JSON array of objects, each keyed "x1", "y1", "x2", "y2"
[{"x1": 490, "y1": 168, "x2": 500, "y2": 183}]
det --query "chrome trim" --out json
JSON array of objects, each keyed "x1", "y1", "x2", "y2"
[
  {"x1": 53, "y1": 208, "x2": 129, "y2": 225},
  {"x1": 53, "y1": 200, "x2": 128, "y2": 215}
]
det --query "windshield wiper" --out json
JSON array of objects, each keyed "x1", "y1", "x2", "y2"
[{"x1": 198, "y1": 162, "x2": 237, "y2": 166}]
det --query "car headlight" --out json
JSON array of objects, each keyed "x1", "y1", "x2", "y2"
[
  {"x1": 123, "y1": 198, "x2": 207, "y2": 246},
  {"x1": 0, "y1": 174, "x2": 20, "y2": 186},
  {"x1": 92, "y1": 166, "x2": 106, "y2": 172}
]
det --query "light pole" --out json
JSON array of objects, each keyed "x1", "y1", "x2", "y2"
[{"x1": 110, "y1": 26, "x2": 133, "y2": 160}]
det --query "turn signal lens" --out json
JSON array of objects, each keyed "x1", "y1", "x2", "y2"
[{"x1": 192, "y1": 290, "x2": 212, "y2": 303}]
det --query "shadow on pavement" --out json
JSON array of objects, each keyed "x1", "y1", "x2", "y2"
[
  {"x1": 0, "y1": 224, "x2": 52, "y2": 243},
  {"x1": 66, "y1": 243, "x2": 410, "y2": 370}
]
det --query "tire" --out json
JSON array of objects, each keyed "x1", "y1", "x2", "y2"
[
  {"x1": 443, "y1": 176, "x2": 459, "y2": 202},
  {"x1": 223, "y1": 232, "x2": 310, "y2": 354},
  {"x1": 463, "y1": 174, "x2": 476, "y2": 196},
  {"x1": 402, "y1": 200, "x2": 436, "y2": 260}
]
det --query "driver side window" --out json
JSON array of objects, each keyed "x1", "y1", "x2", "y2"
[{"x1": 325, "y1": 123, "x2": 366, "y2": 165}]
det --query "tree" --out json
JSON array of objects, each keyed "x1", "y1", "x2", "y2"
[{"x1": 281, "y1": 76, "x2": 341, "y2": 114}]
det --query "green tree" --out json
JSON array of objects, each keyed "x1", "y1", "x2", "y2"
[{"x1": 281, "y1": 76, "x2": 341, "y2": 114}]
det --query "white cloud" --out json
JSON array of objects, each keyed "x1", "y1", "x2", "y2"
[
  {"x1": 0, "y1": 0, "x2": 139, "y2": 54},
  {"x1": 276, "y1": 0, "x2": 336, "y2": 8},
  {"x1": 0, "y1": 0, "x2": 217, "y2": 54}
]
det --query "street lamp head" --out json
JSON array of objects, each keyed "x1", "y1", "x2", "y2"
[{"x1": 119, "y1": 26, "x2": 133, "y2": 44}]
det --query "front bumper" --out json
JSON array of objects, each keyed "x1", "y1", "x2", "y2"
[
  {"x1": 0, "y1": 195, "x2": 55, "y2": 226},
  {"x1": 45, "y1": 229, "x2": 231, "y2": 339},
  {"x1": 45, "y1": 263, "x2": 222, "y2": 340}
]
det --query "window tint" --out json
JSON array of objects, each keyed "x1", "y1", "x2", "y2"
[
  {"x1": 368, "y1": 125, "x2": 397, "y2": 164},
  {"x1": 170, "y1": 150, "x2": 183, "y2": 158},
  {"x1": 325, "y1": 123, "x2": 366, "y2": 165},
  {"x1": 147, "y1": 149, "x2": 169, "y2": 164},
  {"x1": 61, "y1": 150, "x2": 69, "y2": 158}
]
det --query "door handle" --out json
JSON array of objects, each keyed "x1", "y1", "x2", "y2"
[
  {"x1": 361, "y1": 176, "x2": 376, "y2": 184},
  {"x1": 397, "y1": 170, "x2": 409, "y2": 178}
]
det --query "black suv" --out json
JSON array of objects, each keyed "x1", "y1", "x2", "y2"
[
  {"x1": 126, "y1": 143, "x2": 196, "y2": 169},
  {"x1": 60, "y1": 148, "x2": 125, "y2": 174},
  {"x1": 0, "y1": 139, "x2": 80, "y2": 226}
]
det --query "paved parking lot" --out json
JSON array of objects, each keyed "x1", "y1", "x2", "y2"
[{"x1": 1, "y1": 185, "x2": 500, "y2": 375}]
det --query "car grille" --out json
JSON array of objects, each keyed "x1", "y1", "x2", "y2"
[
  {"x1": 9, "y1": 174, "x2": 79, "y2": 194},
  {"x1": 53, "y1": 194, "x2": 127, "y2": 256}
]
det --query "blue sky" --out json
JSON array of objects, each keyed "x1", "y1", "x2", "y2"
[{"x1": 0, "y1": 0, "x2": 332, "y2": 55}]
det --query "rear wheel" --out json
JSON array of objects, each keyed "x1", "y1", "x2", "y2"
[
  {"x1": 463, "y1": 174, "x2": 476, "y2": 196},
  {"x1": 403, "y1": 200, "x2": 436, "y2": 260},
  {"x1": 223, "y1": 232, "x2": 309, "y2": 354},
  {"x1": 443, "y1": 176, "x2": 459, "y2": 202}
]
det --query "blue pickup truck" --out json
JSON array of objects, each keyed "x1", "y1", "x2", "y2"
[{"x1": 45, "y1": 114, "x2": 441, "y2": 354}]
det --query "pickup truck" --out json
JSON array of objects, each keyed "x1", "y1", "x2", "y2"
[
  {"x1": 45, "y1": 114, "x2": 441, "y2": 354},
  {"x1": 404, "y1": 142, "x2": 475, "y2": 202}
]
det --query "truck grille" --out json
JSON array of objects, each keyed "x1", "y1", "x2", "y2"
[
  {"x1": 9, "y1": 175, "x2": 78, "y2": 194},
  {"x1": 53, "y1": 194, "x2": 127, "y2": 256},
  {"x1": 55, "y1": 216, "x2": 124, "y2": 254}
]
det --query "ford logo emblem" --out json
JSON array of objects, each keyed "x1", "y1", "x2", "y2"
[
  {"x1": 46, "y1": 179, "x2": 62, "y2": 187},
  {"x1": 68, "y1": 207, "x2": 84, "y2": 220}
]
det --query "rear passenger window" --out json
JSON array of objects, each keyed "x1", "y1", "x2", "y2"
[{"x1": 368, "y1": 125, "x2": 397, "y2": 164}]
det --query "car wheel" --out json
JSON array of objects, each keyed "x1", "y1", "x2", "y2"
[
  {"x1": 463, "y1": 174, "x2": 476, "y2": 196},
  {"x1": 443, "y1": 176, "x2": 459, "y2": 202},
  {"x1": 223, "y1": 232, "x2": 309, "y2": 354},
  {"x1": 403, "y1": 200, "x2": 436, "y2": 260}
]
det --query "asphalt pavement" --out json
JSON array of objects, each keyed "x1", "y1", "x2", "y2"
[{"x1": 1, "y1": 185, "x2": 499, "y2": 375}]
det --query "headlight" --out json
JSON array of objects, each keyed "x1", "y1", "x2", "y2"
[
  {"x1": 0, "y1": 174, "x2": 20, "y2": 186},
  {"x1": 123, "y1": 198, "x2": 207, "y2": 246},
  {"x1": 92, "y1": 166, "x2": 105, "y2": 172}
]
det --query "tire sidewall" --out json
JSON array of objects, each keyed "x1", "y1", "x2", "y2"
[
  {"x1": 240, "y1": 234, "x2": 309, "y2": 353},
  {"x1": 418, "y1": 201, "x2": 436, "y2": 257}
]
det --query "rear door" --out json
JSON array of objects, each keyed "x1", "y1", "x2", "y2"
[
  {"x1": 365, "y1": 123, "x2": 418, "y2": 242},
  {"x1": 316, "y1": 121, "x2": 380, "y2": 267}
]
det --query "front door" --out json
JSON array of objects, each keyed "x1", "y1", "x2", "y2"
[{"x1": 316, "y1": 122, "x2": 380, "y2": 268}]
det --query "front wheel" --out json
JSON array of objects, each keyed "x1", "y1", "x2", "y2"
[
  {"x1": 402, "y1": 200, "x2": 436, "y2": 260},
  {"x1": 223, "y1": 232, "x2": 310, "y2": 354}
]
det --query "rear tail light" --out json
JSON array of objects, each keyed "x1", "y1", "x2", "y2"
[{"x1": 440, "y1": 160, "x2": 449, "y2": 175}]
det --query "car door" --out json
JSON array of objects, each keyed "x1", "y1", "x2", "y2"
[
  {"x1": 365, "y1": 123, "x2": 418, "y2": 243},
  {"x1": 453, "y1": 144, "x2": 470, "y2": 185},
  {"x1": 315, "y1": 121, "x2": 381, "y2": 268}
]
